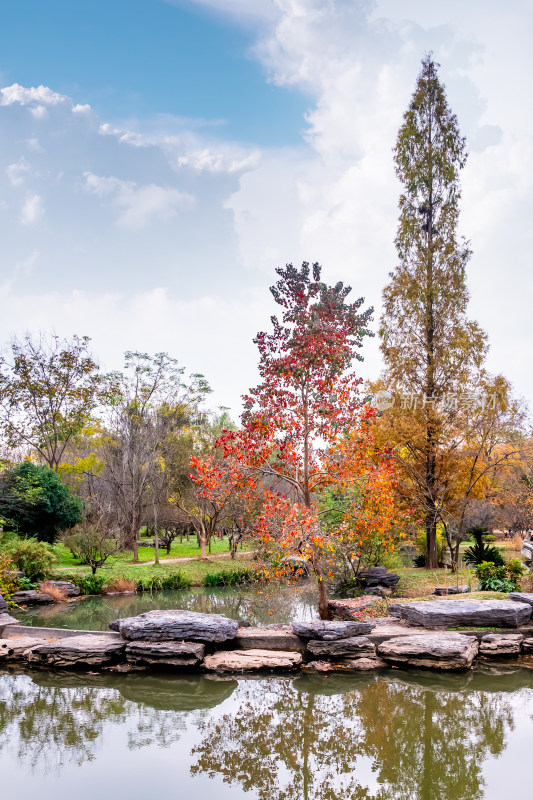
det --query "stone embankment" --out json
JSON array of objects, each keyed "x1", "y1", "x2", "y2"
[{"x1": 2, "y1": 598, "x2": 533, "y2": 675}]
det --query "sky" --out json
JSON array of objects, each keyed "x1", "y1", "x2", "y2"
[{"x1": 0, "y1": 0, "x2": 532, "y2": 417}]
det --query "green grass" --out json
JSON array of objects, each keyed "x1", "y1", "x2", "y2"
[
  {"x1": 450, "y1": 626, "x2": 502, "y2": 631},
  {"x1": 52, "y1": 554, "x2": 253, "y2": 588},
  {"x1": 52, "y1": 537, "x2": 250, "y2": 569},
  {"x1": 392, "y1": 566, "x2": 509, "y2": 601}
]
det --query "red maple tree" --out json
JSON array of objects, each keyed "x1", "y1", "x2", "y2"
[{"x1": 220, "y1": 262, "x2": 384, "y2": 616}]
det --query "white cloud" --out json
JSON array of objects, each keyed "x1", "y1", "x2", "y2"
[
  {"x1": 83, "y1": 172, "x2": 195, "y2": 228},
  {"x1": 0, "y1": 83, "x2": 68, "y2": 108},
  {"x1": 6, "y1": 158, "x2": 30, "y2": 187},
  {"x1": 20, "y1": 193, "x2": 44, "y2": 225}
]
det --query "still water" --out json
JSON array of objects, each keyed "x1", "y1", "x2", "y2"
[
  {"x1": 19, "y1": 583, "x2": 320, "y2": 630},
  {"x1": 2, "y1": 665, "x2": 533, "y2": 799}
]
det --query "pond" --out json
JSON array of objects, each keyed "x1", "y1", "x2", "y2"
[
  {"x1": 18, "y1": 583, "x2": 320, "y2": 630},
  {"x1": 1, "y1": 665, "x2": 533, "y2": 799}
]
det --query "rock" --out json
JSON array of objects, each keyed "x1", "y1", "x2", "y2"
[
  {"x1": 235, "y1": 627, "x2": 305, "y2": 652},
  {"x1": 479, "y1": 633, "x2": 524, "y2": 657},
  {"x1": 126, "y1": 640, "x2": 205, "y2": 667},
  {"x1": 110, "y1": 609, "x2": 239, "y2": 643},
  {"x1": 359, "y1": 567, "x2": 400, "y2": 589},
  {"x1": 0, "y1": 612, "x2": 19, "y2": 633},
  {"x1": 307, "y1": 636, "x2": 376, "y2": 659},
  {"x1": 39, "y1": 580, "x2": 80, "y2": 597},
  {"x1": 11, "y1": 590, "x2": 54, "y2": 605},
  {"x1": 0, "y1": 594, "x2": 7, "y2": 613},
  {"x1": 509, "y1": 592, "x2": 533, "y2": 608},
  {"x1": 203, "y1": 649, "x2": 302, "y2": 672},
  {"x1": 434, "y1": 586, "x2": 470, "y2": 596},
  {"x1": 363, "y1": 586, "x2": 393, "y2": 597},
  {"x1": 522, "y1": 541, "x2": 533, "y2": 561},
  {"x1": 0, "y1": 636, "x2": 49, "y2": 661},
  {"x1": 27, "y1": 635, "x2": 126, "y2": 667},
  {"x1": 328, "y1": 597, "x2": 379, "y2": 620},
  {"x1": 303, "y1": 657, "x2": 387, "y2": 672},
  {"x1": 378, "y1": 633, "x2": 479, "y2": 670},
  {"x1": 522, "y1": 638, "x2": 533, "y2": 654},
  {"x1": 389, "y1": 600, "x2": 531, "y2": 629},
  {"x1": 292, "y1": 620, "x2": 375, "y2": 640}
]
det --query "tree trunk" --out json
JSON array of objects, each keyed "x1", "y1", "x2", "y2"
[
  {"x1": 91, "y1": 565, "x2": 97, "y2": 575},
  {"x1": 317, "y1": 578, "x2": 330, "y2": 621},
  {"x1": 199, "y1": 533, "x2": 207, "y2": 559},
  {"x1": 153, "y1": 504, "x2": 159, "y2": 566},
  {"x1": 425, "y1": 511, "x2": 438, "y2": 569}
]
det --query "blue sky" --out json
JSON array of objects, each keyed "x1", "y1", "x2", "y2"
[
  {"x1": 0, "y1": 0, "x2": 308, "y2": 145},
  {"x1": 0, "y1": 0, "x2": 532, "y2": 416}
]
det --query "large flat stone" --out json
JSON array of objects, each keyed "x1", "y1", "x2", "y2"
[
  {"x1": 126, "y1": 640, "x2": 204, "y2": 667},
  {"x1": 235, "y1": 627, "x2": 305, "y2": 652},
  {"x1": 377, "y1": 633, "x2": 479, "y2": 670},
  {"x1": 11, "y1": 590, "x2": 54, "y2": 605},
  {"x1": 303, "y1": 657, "x2": 386, "y2": 672},
  {"x1": 389, "y1": 600, "x2": 531, "y2": 629},
  {"x1": 0, "y1": 612, "x2": 18, "y2": 634},
  {"x1": 523, "y1": 638, "x2": 533, "y2": 654},
  {"x1": 27, "y1": 634, "x2": 125, "y2": 667},
  {"x1": 0, "y1": 636, "x2": 51, "y2": 660},
  {"x1": 434, "y1": 586, "x2": 470, "y2": 596},
  {"x1": 479, "y1": 633, "x2": 523, "y2": 657},
  {"x1": 203, "y1": 649, "x2": 302, "y2": 672},
  {"x1": 307, "y1": 636, "x2": 376, "y2": 658},
  {"x1": 110, "y1": 610, "x2": 239, "y2": 643},
  {"x1": 292, "y1": 620, "x2": 375, "y2": 640},
  {"x1": 509, "y1": 593, "x2": 533, "y2": 608}
]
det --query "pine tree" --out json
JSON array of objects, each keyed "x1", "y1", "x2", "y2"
[{"x1": 380, "y1": 55, "x2": 487, "y2": 568}]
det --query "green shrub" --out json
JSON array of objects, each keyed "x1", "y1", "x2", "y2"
[
  {"x1": 506, "y1": 558, "x2": 528, "y2": 583},
  {"x1": 474, "y1": 560, "x2": 523, "y2": 593},
  {"x1": 60, "y1": 573, "x2": 107, "y2": 595},
  {"x1": 135, "y1": 572, "x2": 190, "y2": 592},
  {"x1": 17, "y1": 576, "x2": 36, "y2": 590},
  {"x1": 160, "y1": 571, "x2": 191, "y2": 590},
  {"x1": 3, "y1": 537, "x2": 57, "y2": 580},
  {"x1": 204, "y1": 568, "x2": 255, "y2": 587},
  {"x1": 484, "y1": 534, "x2": 497, "y2": 542},
  {"x1": 0, "y1": 553, "x2": 20, "y2": 602},
  {"x1": 413, "y1": 553, "x2": 427, "y2": 568}
]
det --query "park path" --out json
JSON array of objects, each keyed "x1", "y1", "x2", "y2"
[{"x1": 54, "y1": 551, "x2": 252, "y2": 572}]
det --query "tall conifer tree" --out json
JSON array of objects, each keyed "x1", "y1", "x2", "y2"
[{"x1": 380, "y1": 55, "x2": 487, "y2": 568}]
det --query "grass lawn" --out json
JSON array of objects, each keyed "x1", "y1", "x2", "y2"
[
  {"x1": 51, "y1": 543, "x2": 253, "y2": 586},
  {"x1": 392, "y1": 566, "x2": 512, "y2": 601},
  {"x1": 103, "y1": 558, "x2": 252, "y2": 586},
  {"x1": 53, "y1": 537, "x2": 250, "y2": 569}
]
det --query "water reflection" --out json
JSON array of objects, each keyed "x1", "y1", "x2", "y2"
[
  {"x1": 19, "y1": 583, "x2": 319, "y2": 630},
  {"x1": 191, "y1": 670, "x2": 531, "y2": 800},
  {"x1": 1, "y1": 667, "x2": 533, "y2": 798}
]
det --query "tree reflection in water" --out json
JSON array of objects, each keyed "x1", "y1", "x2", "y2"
[
  {"x1": 191, "y1": 670, "x2": 533, "y2": 800},
  {"x1": 1, "y1": 666, "x2": 532, "y2": 797},
  {"x1": 0, "y1": 670, "x2": 236, "y2": 774}
]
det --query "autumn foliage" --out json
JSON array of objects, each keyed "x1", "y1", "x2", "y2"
[{"x1": 194, "y1": 263, "x2": 411, "y2": 617}]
